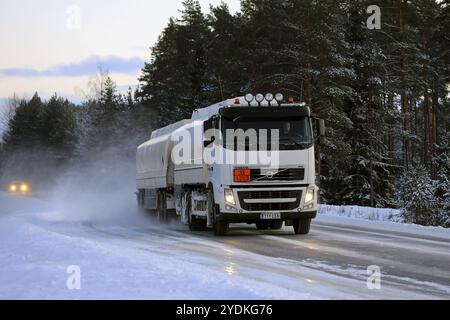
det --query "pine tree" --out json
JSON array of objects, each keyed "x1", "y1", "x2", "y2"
[
  {"x1": 396, "y1": 165, "x2": 437, "y2": 225},
  {"x1": 41, "y1": 94, "x2": 77, "y2": 160},
  {"x1": 207, "y1": 3, "x2": 247, "y2": 100},
  {"x1": 100, "y1": 76, "x2": 122, "y2": 107},
  {"x1": 138, "y1": 0, "x2": 210, "y2": 127},
  {"x1": 433, "y1": 132, "x2": 450, "y2": 226},
  {"x1": 3, "y1": 92, "x2": 44, "y2": 150},
  {"x1": 126, "y1": 87, "x2": 134, "y2": 109},
  {"x1": 341, "y1": 0, "x2": 396, "y2": 207}
]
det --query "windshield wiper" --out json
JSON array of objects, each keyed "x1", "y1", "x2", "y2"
[{"x1": 279, "y1": 137, "x2": 311, "y2": 145}]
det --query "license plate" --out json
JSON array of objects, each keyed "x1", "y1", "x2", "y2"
[{"x1": 260, "y1": 212, "x2": 281, "y2": 220}]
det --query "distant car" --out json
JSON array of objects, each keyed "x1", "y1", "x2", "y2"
[{"x1": 7, "y1": 181, "x2": 32, "y2": 195}]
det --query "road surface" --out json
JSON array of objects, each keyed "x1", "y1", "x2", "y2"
[
  {"x1": 1, "y1": 192, "x2": 449, "y2": 299},
  {"x1": 85, "y1": 216, "x2": 450, "y2": 299}
]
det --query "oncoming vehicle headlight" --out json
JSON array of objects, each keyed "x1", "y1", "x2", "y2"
[
  {"x1": 20, "y1": 184, "x2": 29, "y2": 192},
  {"x1": 304, "y1": 187, "x2": 315, "y2": 204},
  {"x1": 9, "y1": 184, "x2": 17, "y2": 192},
  {"x1": 224, "y1": 188, "x2": 236, "y2": 206}
]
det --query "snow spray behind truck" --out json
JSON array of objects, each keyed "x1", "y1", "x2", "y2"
[{"x1": 136, "y1": 93, "x2": 325, "y2": 235}]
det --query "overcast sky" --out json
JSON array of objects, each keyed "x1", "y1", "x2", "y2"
[{"x1": 0, "y1": 0, "x2": 241, "y2": 104}]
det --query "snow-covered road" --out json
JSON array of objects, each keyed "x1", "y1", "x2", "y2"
[{"x1": 1, "y1": 193, "x2": 449, "y2": 299}]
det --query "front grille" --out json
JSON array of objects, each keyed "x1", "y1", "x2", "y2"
[
  {"x1": 238, "y1": 190, "x2": 302, "y2": 212},
  {"x1": 250, "y1": 168, "x2": 305, "y2": 182},
  {"x1": 240, "y1": 190, "x2": 299, "y2": 199}
]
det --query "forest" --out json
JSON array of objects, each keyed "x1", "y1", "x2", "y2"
[{"x1": 1, "y1": 0, "x2": 449, "y2": 227}]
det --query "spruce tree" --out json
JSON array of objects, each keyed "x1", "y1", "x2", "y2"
[{"x1": 396, "y1": 165, "x2": 437, "y2": 225}]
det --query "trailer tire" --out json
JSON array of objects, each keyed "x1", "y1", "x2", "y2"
[
  {"x1": 209, "y1": 189, "x2": 228, "y2": 236},
  {"x1": 187, "y1": 192, "x2": 206, "y2": 231},
  {"x1": 293, "y1": 218, "x2": 311, "y2": 235},
  {"x1": 136, "y1": 190, "x2": 144, "y2": 208},
  {"x1": 157, "y1": 190, "x2": 167, "y2": 223}
]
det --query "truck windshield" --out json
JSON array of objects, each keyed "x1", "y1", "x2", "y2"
[{"x1": 221, "y1": 117, "x2": 312, "y2": 151}]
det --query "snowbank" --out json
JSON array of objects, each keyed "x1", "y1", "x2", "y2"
[{"x1": 319, "y1": 204, "x2": 403, "y2": 223}]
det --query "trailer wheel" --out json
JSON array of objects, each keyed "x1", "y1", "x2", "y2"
[
  {"x1": 136, "y1": 190, "x2": 144, "y2": 208},
  {"x1": 293, "y1": 218, "x2": 311, "y2": 235},
  {"x1": 157, "y1": 190, "x2": 167, "y2": 223},
  {"x1": 209, "y1": 189, "x2": 228, "y2": 236},
  {"x1": 187, "y1": 192, "x2": 206, "y2": 231}
]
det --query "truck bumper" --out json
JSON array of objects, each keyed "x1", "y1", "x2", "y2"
[{"x1": 216, "y1": 211, "x2": 317, "y2": 223}]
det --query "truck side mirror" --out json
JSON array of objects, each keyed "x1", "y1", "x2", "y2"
[
  {"x1": 204, "y1": 136, "x2": 215, "y2": 148},
  {"x1": 203, "y1": 118, "x2": 216, "y2": 148}
]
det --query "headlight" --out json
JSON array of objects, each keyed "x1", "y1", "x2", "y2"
[
  {"x1": 244, "y1": 93, "x2": 254, "y2": 103},
  {"x1": 224, "y1": 188, "x2": 236, "y2": 206},
  {"x1": 265, "y1": 93, "x2": 274, "y2": 102},
  {"x1": 255, "y1": 93, "x2": 264, "y2": 103},
  {"x1": 20, "y1": 184, "x2": 29, "y2": 192},
  {"x1": 275, "y1": 93, "x2": 284, "y2": 103},
  {"x1": 9, "y1": 184, "x2": 17, "y2": 192},
  {"x1": 304, "y1": 187, "x2": 315, "y2": 204}
]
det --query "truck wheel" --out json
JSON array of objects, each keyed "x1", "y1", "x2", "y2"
[
  {"x1": 293, "y1": 218, "x2": 311, "y2": 235},
  {"x1": 269, "y1": 221, "x2": 283, "y2": 230},
  {"x1": 187, "y1": 193, "x2": 206, "y2": 231},
  {"x1": 213, "y1": 214, "x2": 228, "y2": 236},
  {"x1": 209, "y1": 189, "x2": 228, "y2": 236},
  {"x1": 189, "y1": 215, "x2": 207, "y2": 231}
]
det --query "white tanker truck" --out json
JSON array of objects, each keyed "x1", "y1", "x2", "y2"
[{"x1": 136, "y1": 93, "x2": 325, "y2": 235}]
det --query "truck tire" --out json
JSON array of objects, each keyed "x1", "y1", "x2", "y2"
[
  {"x1": 269, "y1": 221, "x2": 283, "y2": 230},
  {"x1": 209, "y1": 189, "x2": 228, "y2": 236},
  {"x1": 293, "y1": 218, "x2": 311, "y2": 235},
  {"x1": 187, "y1": 192, "x2": 206, "y2": 231}
]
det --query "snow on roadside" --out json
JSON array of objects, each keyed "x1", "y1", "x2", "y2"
[
  {"x1": 317, "y1": 205, "x2": 450, "y2": 239},
  {"x1": 318, "y1": 204, "x2": 403, "y2": 223}
]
